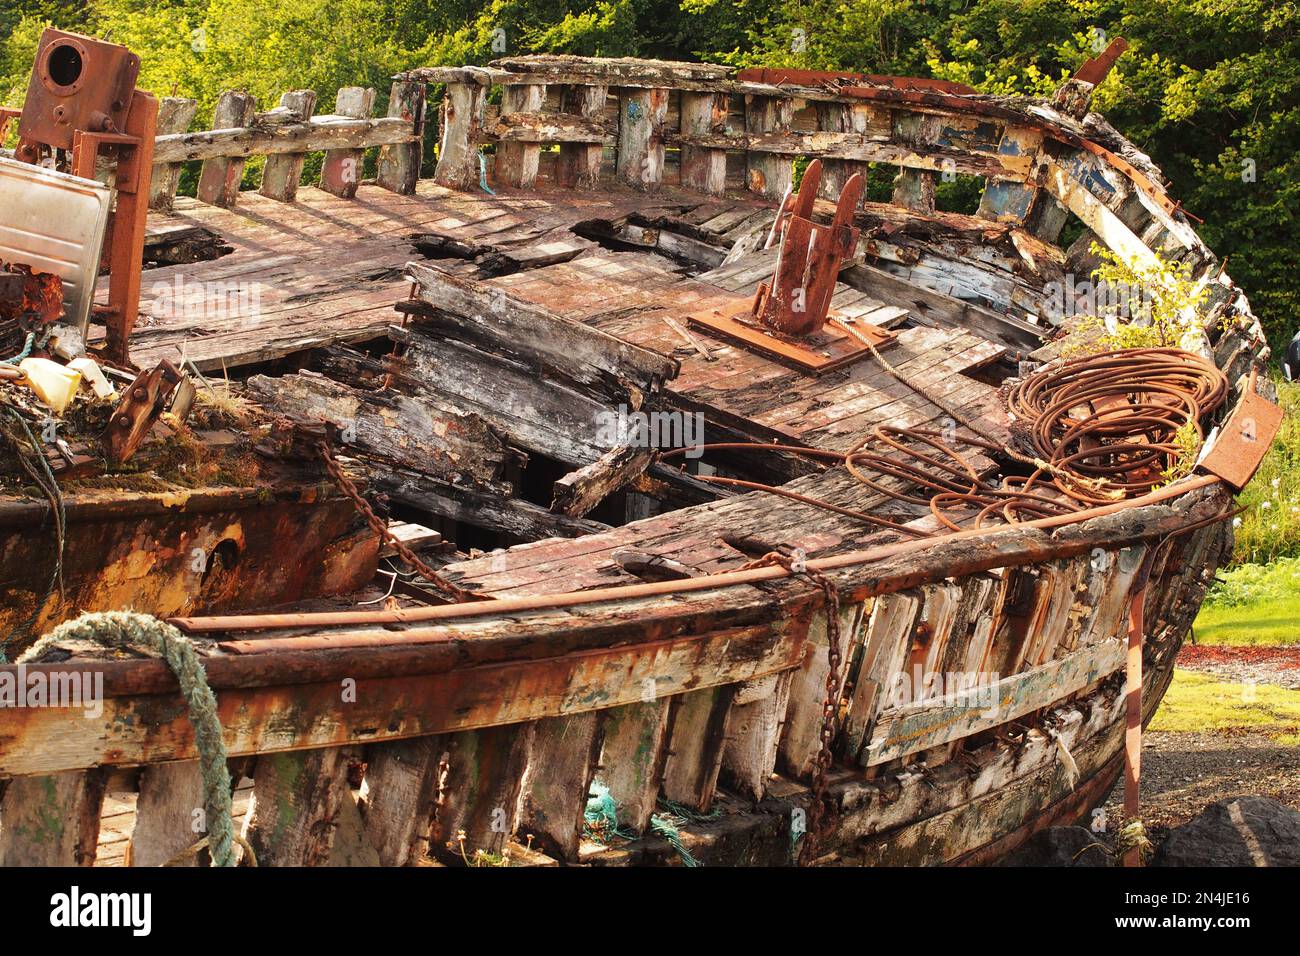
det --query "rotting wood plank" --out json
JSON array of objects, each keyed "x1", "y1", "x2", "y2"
[
  {"x1": 661, "y1": 684, "x2": 738, "y2": 812},
  {"x1": 359, "y1": 735, "x2": 449, "y2": 866},
  {"x1": 244, "y1": 370, "x2": 509, "y2": 489},
  {"x1": 242, "y1": 746, "x2": 358, "y2": 866},
  {"x1": 0, "y1": 770, "x2": 106, "y2": 866},
  {"x1": 865, "y1": 637, "x2": 1127, "y2": 766},
  {"x1": 616, "y1": 88, "x2": 668, "y2": 190},
  {"x1": 720, "y1": 671, "x2": 794, "y2": 801},
  {"x1": 377, "y1": 77, "x2": 426, "y2": 195},
  {"x1": 434, "y1": 81, "x2": 488, "y2": 190},
  {"x1": 557, "y1": 84, "x2": 609, "y2": 189},
  {"x1": 551, "y1": 445, "x2": 656, "y2": 517}
]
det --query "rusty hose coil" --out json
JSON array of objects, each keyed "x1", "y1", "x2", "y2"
[{"x1": 1006, "y1": 347, "x2": 1228, "y2": 505}]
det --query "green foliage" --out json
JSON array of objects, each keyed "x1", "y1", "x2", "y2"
[
  {"x1": 1069, "y1": 242, "x2": 1212, "y2": 352},
  {"x1": 1231, "y1": 377, "x2": 1300, "y2": 564},
  {"x1": 1196, "y1": 555, "x2": 1300, "y2": 646},
  {"x1": 0, "y1": 0, "x2": 1296, "y2": 361}
]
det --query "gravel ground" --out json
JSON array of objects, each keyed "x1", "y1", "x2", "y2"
[
  {"x1": 1177, "y1": 643, "x2": 1300, "y2": 689},
  {"x1": 1099, "y1": 728, "x2": 1300, "y2": 840}
]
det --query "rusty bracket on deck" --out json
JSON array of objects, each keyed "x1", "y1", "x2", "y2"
[
  {"x1": 1198, "y1": 381, "x2": 1284, "y2": 491},
  {"x1": 102, "y1": 359, "x2": 182, "y2": 463},
  {"x1": 688, "y1": 159, "x2": 895, "y2": 374}
]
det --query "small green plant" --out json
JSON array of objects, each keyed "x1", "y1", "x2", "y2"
[
  {"x1": 1160, "y1": 418, "x2": 1201, "y2": 485},
  {"x1": 1066, "y1": 243, "x2": 1212, "y2": 353}
]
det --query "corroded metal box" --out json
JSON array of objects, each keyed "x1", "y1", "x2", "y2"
[{"x1": 16, "y1": 28, "x2": 141, "y2": 151}]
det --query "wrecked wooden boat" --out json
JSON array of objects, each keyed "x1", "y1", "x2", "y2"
[{"x1": 0, "y1": 37, "x2": 1282, "y2": 867}]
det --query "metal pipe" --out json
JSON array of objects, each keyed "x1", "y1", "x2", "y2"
[{"x1": 171, "y1": 472, "x2": 1222, "y2": 635}]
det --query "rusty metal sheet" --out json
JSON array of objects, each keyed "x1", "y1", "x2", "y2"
[{"x1": 1199, "y1": 388, "x2": 1285, "y2": 490}]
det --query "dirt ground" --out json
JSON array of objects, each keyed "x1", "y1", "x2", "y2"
[{"x1": 1098, "y1": 642, "x2": 1300, "y2": 841}]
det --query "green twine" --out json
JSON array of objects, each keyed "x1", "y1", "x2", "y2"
[
  {"x1": 583, "y1": 784, "x2": 699, "y2": 866},
  {"x1": 18, "y1": 611, "x2": 237, "y2": 867},
  {"x1": 0, "y1": 405, "x2": 64, "y2": 663},
  {"x1": 2, "y1": 332, "x2": 35, "y2": 365}
]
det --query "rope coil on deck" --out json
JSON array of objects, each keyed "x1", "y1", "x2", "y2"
[{"x1": 19, "y1": 611, "x2": 240, "y2": 867}]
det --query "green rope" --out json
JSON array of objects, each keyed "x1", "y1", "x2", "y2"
[
  {"x1": 18, "y1": 611, "x2": 236, "y2": 867},
  {"x1": 583, "y1": 785, "x2": 699, "y2": 866},
  {"x1": 2, "y1": 331, "x2": 35, "y2": 365}
]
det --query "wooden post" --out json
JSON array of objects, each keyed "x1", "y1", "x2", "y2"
[
  {"x1": 680, "y1": 91, "x2": 727, "y2": 196},
  {"x1": 516, "y1": 712, "x2": 604, "y2": 861},
  {"x1": 593, "y1": 700, "x2": 672, "y2": 834},
  {"x1": 197, "y1": 90, "x2": 256, "y2": 207},
  {"x1": 148, "y1": 96, "x2": 198, "y2": 211},
  {"x1": 433, "y1": 724, "x2": 535, "y2": 862},
  {"x1": 0, "y1": 770, "x2": 106, "y2": 865},
  {"x1": 720, "y1": 672, "x2": 794, "y2": 800},
  {"x1": 259, "y1": 90, "x2": 318, "y2": 202},
  {"x1": 557, "y1": 83, "x2": 608, "y2": 190},
  {"x1": 358, "y1": 735, "x2": 448, "y2": 866},
  {"x1": 744, "y1": 94, "x2": 793, "y2": 200},
  {"x1": 129, "y1": 761, "x2": 206, "y2": 866},
  {"x1": 892, "y1": 112, "x2": 938, "y2": 214},
  {"x1": 660, "y1": 685, "x2": 737, "y2": 812},
  {"x1": 495, "y1": 83, "x2": 545, "y2": 189},
  {"x1": 241, "y1": 747, "x2": 357, "y2": 866},
  {"x1": 616, "y1": 88, "x2": 668, "y2": 190},
  {"x1": 377, "y1": 77, "x2": 426, "y2": 194},
  {"x1": 815, "y1": 101, "x2": 873, "y2": 204},
  {"x1": 433, "y1": 79, "x2": 487, "y2": 190},
  {"x1": 320, "y1": 87, "x2": 375, "y2": 198}
]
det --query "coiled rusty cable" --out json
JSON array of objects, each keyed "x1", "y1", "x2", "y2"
[
  {"x1": 662, "y1": 348, "x2": 1226, "y2": 535},
  {"x1": 1006, "y1": 348, "x2": 1228, "y2": 505}
]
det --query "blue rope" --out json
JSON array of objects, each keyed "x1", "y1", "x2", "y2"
[{"x1": 478, "y1": 151, "x2": 495, "y2": 195}]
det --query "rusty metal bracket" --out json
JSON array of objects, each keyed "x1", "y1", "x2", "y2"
[
  {"x1": 688, "y1": 159, "x2": 894, "y2": 374},
  {"x1": 102, "y1": 359, "x2": 182, "y2": 463},
  {"x1": 1198, "y1": 384, "x2": 1284, "y2": 491}
]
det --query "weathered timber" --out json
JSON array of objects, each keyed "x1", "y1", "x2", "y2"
[
  {"x1": 745, "y1": 94, "x2": 794, "y2": 200},
  {"x1": 358, "y1": 735, "x2": 448, "y2": 865},
  {"x1": 129, "y1": 761, "x2": 206, "y2": 866},
  {"x1": 149, "y1": 97, "x2": 199, "y2": 210},
  {"x1": 244, "y1": 371, "x2": 508, "y2": 489},
  {"x1": 259, "y1": 91, "x2": 318, "y2": 202},
  {"x1": 374, "y1": 466, "x2": 609, "y2": 540},
  {"x1": 321, "y1": 87, "x2": 376, "y2": 199},
  {"x1": 661, "y1": 684, "x2": 737, "y2": 812},
  {"x1": 155, "y1": 112, "x2": 414, "y2": 166},
  {"x1": 516, "y1": 712, "x2": 604, "y2": 860},
  {"x1": 680, "y1": 92, "x2": 727, "y2": 196},
  {"x1": 778, "y1": 602, "x2": 865, "y2": 780},
  {"x1": 720, "y1": 671, "x2": 794, "y2": 801},
  {"x1": 866, "y1": 637, "x2": 1127, "y2": 765},
  {"x1": 551, "y1": 445, "x2": 656, "y2": 517},
  {"x1": 401, "y1": 262, "x2": 678, "y2": 399},
  {"x1": 242, "y1": 747, "x2": 357, "y2": 866},
  {"x1": 433, "y1": 81, "x2": 487, "y2": 189},
  {"x1": 376, "y1": 77, "x2": 426, "y2": 194},
  {"x1": 557, "y1": 84, "x2": 609, "y2": 189},
  {"x1": 593, "y1": 700, "x2": 672, "y2": 834},
  {"x1": 495, "y1": 84, "x2": 545, "y2": 188},
  {"x1": 0, "y1": 770, "x2": 106, "y2": 865},
  {"x1": 616, "y1": 88, "x2": 668, "y2": 190},
  {"x1": 197, "y1": 91, "x2": 257, "y2": 207},
  {"x1": 433, "y1": 724, "x2": 535, "y2": 860}
]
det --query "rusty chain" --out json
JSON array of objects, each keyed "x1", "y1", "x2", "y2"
[
  {"x1": 742, "y1": 549, "x2": 843, "y2": 866},
  {"x1": 316, "y1": 439, "x2": 481, "y2": 603}
]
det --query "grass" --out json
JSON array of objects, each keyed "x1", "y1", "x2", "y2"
[
  {"x1": 1195, "y1": 555, "x2": 1300, "y2": 646},
  {"x1": 1151, "y1": 670, "x2": 1300, "y2": 743},
  {"x1": 1231, "y1": 376, "x2": 1300, "y2": 565}
]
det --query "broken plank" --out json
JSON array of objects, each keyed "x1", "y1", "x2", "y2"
[{"x1": 551, "y1": 445, "x2": 656, "y2": 517}]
